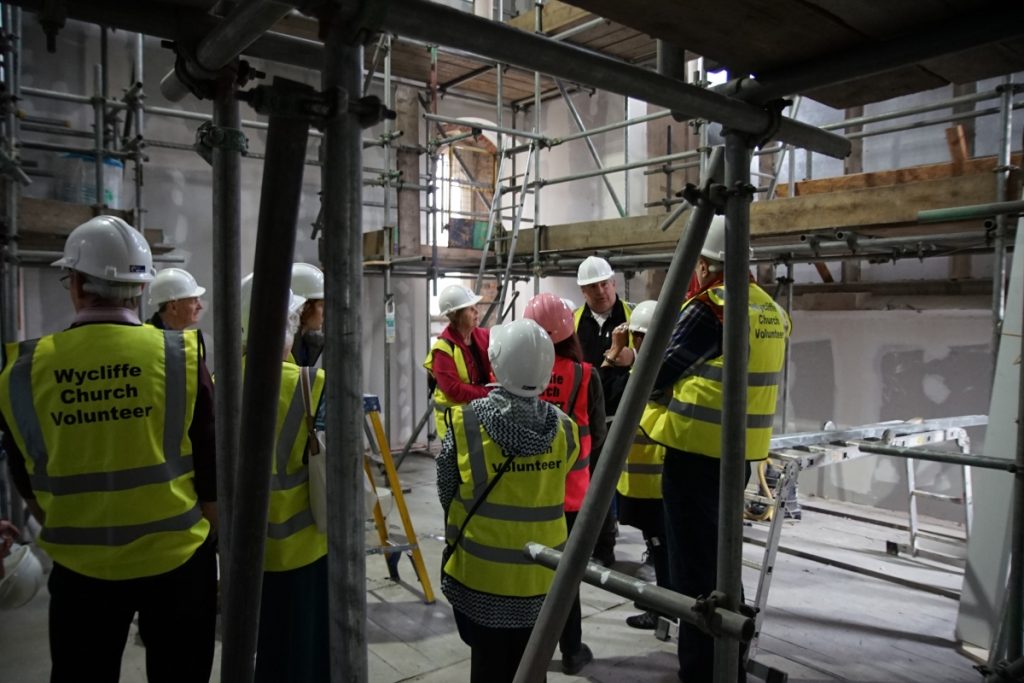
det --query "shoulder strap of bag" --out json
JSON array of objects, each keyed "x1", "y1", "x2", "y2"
[{"x1": 299, "y1": 367, "x2": 321, "y2": 457}]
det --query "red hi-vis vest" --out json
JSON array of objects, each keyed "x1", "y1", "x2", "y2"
[{"x1": 539, "y1": 356, "x2": 592, "y2": 512}]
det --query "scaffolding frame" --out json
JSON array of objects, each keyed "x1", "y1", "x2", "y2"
[{"x1": 0, "y1": 2, "x2": 1021, "y2": 682}]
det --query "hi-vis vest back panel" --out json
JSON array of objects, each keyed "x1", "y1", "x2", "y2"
[
  {"x1": 642, "y1": 283, "x2": 789, "y2": 461},
  {"x1": 540, "y1": 356, "x2": 592, "y2": 512},
  {"x1": 0, "y1": 324, "x2": 208, "y2": 580},
  {"x1": 423, "y1": 338, "x2": 467, "y2": 439},
  {"x1": 617, "y1": 407, "x2": 666, "y2": 499},
  {"x1": 443, "y1": 404, "x2": 580, "y2": 598},
  {"x1": 264, "y1": 362, "x2": 327, "y2": 572}
]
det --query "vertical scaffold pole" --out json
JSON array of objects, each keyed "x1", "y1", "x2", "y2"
[
  {"x1": 714, "y1": 131, "x2": 754, "y2": 683},
  {"x1": 211, "y1": 79, "x2": 243, "y2": 575},
  {"x1": 322, "y1": 19, "x2": 368, "y2": 683}
]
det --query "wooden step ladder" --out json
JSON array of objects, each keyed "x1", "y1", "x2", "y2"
[{"x1": 363, "y1": 394, "x2": 435, "y2": 604}]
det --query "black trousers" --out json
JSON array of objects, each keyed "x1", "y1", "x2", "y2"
[
  {"x1": 559, "y1": 512, "x2": 583, "y2": 656},
  {"x1": 662, "y1": 450, "x2": 748, "y2": 683},
  {"x1": 256, "y1": 555, "x2": 329, "y2": 683},
  {"x1": 619, "y1": 495, "x2": 670, "y2": 592},
  {"x1": 47, "y1": 536, "x2": 217, "y2": 683},
  {"x1": 454, "y1": 609, "x2": 536, "y2": 683}
]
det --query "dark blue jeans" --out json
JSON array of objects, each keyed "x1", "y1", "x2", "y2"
[{"x1": 662, "y1": 449, "x2": 748, "y2": 683}]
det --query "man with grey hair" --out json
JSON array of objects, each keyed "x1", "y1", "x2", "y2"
[{"x1": 0, "y1": 215, "x2": 218, "y2": 682}]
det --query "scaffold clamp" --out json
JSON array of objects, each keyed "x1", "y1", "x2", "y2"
[{"x1": 194, "y1": 121, "x2": 248, "y2": 164}]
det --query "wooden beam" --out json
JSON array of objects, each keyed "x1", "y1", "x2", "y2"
[
  {"x1": 515, "y1": 167, "x2": 1000, "y2": 254},
  {"x1": 775, "y1": 152, "x2": 1022, "y2": 198},
  {"x1": 946, "y1": 125, "x2": 970, "y2": 176}
]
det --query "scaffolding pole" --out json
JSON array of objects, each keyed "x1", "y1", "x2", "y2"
[
  {"x1": 360, "y1": 0, "x2": 850, "y2": 159},
  {"x1": 0, "y1": 3, "x2": 23, "y2": 528},
  {"x1": 210, "y1": 79, "x2": 243, "y2": 580},
  {"x1": 159, "y1": 0, "x2": 293, "y2": 102},
  {"x1": 515, "y1": 146, "x2": 725, "y2": 682},
  {"x1": 222, "y1": 90, "x2": 309, "y2": 683},
  {"x1": 991, "y1": 78, "x2": 1015, "y2": 360},
  {"x1": 713, "y1": 131, "x2": 754, "y2": 683},
  {"x1": 322, "y1": 22, "x2": 368, "y2": 683}
]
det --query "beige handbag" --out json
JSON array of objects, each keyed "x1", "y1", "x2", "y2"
[{"x1": 300, "y1": 367, "x2": 328, "y2": 533}]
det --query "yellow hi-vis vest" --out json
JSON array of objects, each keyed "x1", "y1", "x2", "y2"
[
  {"x1": 641, "y1": 283, "x2": 789, "y2": 461},
  {"x1": 423, "y1": 338, "x2": 469, "y2": 439},
  {"x1": 0, "y1": 324, "x2": 208, "y2": 580},
  {"x1": 617, "y1": 422, "x2": 666, "y2": 499},
  {"x1": 264, "y1": 362, "x2": 327, "y2": 572},
  {"x1": 443, "y1": 403, "x2": 580, "y2": 597},
  {"x1": 573, "y1": 299, "x2": 633, "y2": 334}
]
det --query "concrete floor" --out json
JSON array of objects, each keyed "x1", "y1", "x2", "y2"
[{"x1": 0, "y1": 451, "x2": 982, "y2": 682}]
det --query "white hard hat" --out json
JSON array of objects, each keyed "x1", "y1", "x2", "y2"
[
  {"x1": 0, "y1": 544, "x2": 44, "y2": 610},
  {"x1": 438, "y1": 284, "x2": 481, "y2": 316},
  {"x1": 701, "y1": 215, "x2": 753, "y2": 263},
  {"x1": 488, "y1": 319, "x2": 554, "y2": 398},
  {"x1": 576, "y1": 255, "x2": 614, "y2": 286},
  {"x1": 291, "y1": 262, "x2": 324, "y2": 300},
  {"x1": 628, "y1": 300, "x2": 657, "y2": 333},
  {"x1": 240, "y1": 273, "x2": 306, "y2": 344},
  {"x1": 51, "y1": 215, "x2": 154, "y2": 283},
  {"x1": 148, "y1": 268, "x2": 206, "y2": 307}
]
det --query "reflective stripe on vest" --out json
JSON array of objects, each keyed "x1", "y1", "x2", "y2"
[
  {"x1": 617, "y1": 412, "x2": 666, "y2": 499},
  {"x1": 642, "y1": 283, "x2": 789, "y2": 461},
  {"x1": 0, "y1": 325, "x2": 207, "y2": 580},
  {"x1": 443, "y1": 404, "x2": 579, "y2": 597},
  {"x1": 263, "y1": 363, "x2": 327, "y2": 572}
]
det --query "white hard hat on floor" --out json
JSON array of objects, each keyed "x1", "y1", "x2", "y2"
[
  {"x1": 240, "y1": 273, "x2": 306, "y2": 345},
  {"x1": 149, "y1": 268, "x2": 206, "y2": 307},
  {"x1": 291, "y1": 262, "x2": 324, "y2": 300},
  {"x1": 51, "y1": 215, "x2": 154, "y2": 283},
  {"x1": 438, "y1": 284, "x2": 481, "y2": 316},
  {"x1": 0, "y1": 544, "x2": 44, "y2": 610},
  {"x1": 628, "y1": 300, "x2": 658, "y2": 333},
  {"x1": 576, "y1": 255, "x2": 614, "y2": 286},
  {"x1": 488, "y1": 319, "x2": 554, "y2": 398}
]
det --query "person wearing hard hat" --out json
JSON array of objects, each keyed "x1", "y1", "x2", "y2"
[
  {"x1": 641, "y1": 216, "x2": 790, "y2": 682},
  {"x1": 523, "y1": 293, "x2": 605, "y2": 675},
  {"x1": 423, "y1": 284, "x2": 494, "y2": 440},
  {"x1": 0, "y1": 216, "x2": 218, "y2": 681},
  {"x1": 603, "y1": 300, "x2": 671, "y2": 630},
  {"x1": 239, "y1": 274, "x2": 329, "y2": 683},
  {"x1": 289, "y1": 262, "x2": 325, "y2": 366},
  {"x1": 147, "y1": 267, "x2": 206, "y2": 331},
  {"x1": 437, "y1": 318, "x2": 581, "y2": 683},
  {"x1": 573, "y1": 255, "x2": 633, "y2": 567}
]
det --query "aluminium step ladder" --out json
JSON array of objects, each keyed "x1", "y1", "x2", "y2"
[{"x1": 363, "y1": 394, "x2": 435, "y2": 604}]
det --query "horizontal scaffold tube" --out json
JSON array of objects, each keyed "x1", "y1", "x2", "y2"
[
  {"x1": 355, "y1": 0, "x2": 850, "y2": 159},
  {"x1": 524, "y1": 543, "x2": 754, "y2": 642}
]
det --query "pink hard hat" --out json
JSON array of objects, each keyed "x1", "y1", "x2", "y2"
[{"x1": 524, "y1": 293, "x2": 574, "y2": 343}]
